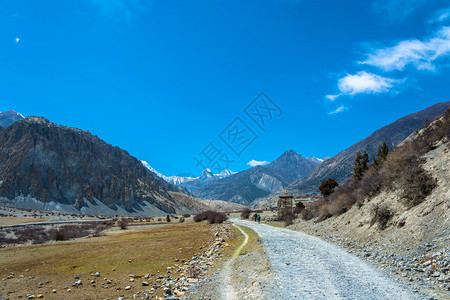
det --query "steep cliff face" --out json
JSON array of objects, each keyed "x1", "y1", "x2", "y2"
[{"x1": 0, "y1": 117, "x2": 185, "y2": 215}]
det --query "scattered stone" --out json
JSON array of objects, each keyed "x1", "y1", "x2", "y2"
[
  {"x1": 125, "y1": 286, "x2": 131, "y2": 290},
  {"x1": 72, "y1": 279, "x2": 82, "y2": 286},
  {"x1": 92, "y1": 272, "x2": 100, "y2": 277}
]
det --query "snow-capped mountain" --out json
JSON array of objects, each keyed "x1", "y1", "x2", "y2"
[
  {"x1": 141, "y1": 161, "x2": 196, "y2": 185},
  {"x1": 141, "y1": 161, "x2": 235, "y2": 186},
  {"x1": 0, "y1": 110, "x2": 25, "y2": 128},
  {"x1": 305, "y1": 156, "x2": 324, "y2": 164}
]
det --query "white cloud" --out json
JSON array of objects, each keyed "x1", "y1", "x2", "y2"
[
  {"x1": 325, "y1": 94, "x2": 339, "y2": 101},
  {"x1": 328, "y1": 105, "x2": 346, "y2": 115},
  {"x1": 15, "y1": 37, "x2": 20, "y2": 43},
  {"x1": 247, "y1": 160, "x2": 269, "y2": 167},
  {"x1": 430, "y1": 8, "x2": 450, "y2": 24},
  {"x1": 337, "y1": 71, "x2": 397, "y2": 95},
  {"x1": 360, "y1": 26, "x2": 450, "y2": 71}
]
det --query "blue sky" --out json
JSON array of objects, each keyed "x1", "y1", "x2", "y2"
[{"x1": 1, "y1": 0, "x2": 450, "y2": 177}]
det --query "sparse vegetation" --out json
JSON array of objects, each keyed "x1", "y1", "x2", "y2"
[
  {"x1": 0, "y1": 221, "x2": 110, "y2": 246},
  {"x1": 179, "y1": 217, "x2": 185, "y2": 223},
  {"x1": 240, "y1": 207, "x2": 252, "y2": 219},
  {"x1": 193, "y1": 210, "x2": 228, "y2": 224},
  {"x1": 306, "y1": 109, "x2": 450, "y2": 224}
]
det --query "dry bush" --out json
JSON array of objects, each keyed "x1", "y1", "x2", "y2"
[
  {"x1": 281, "y1": 211, "x2": 296, "y2": 226},
  {"x1": 118, "y1": 218, "x2": 129, "y2": 230},
  {"x1": 52, "y1": 228, "x2": 67, "y2": 241},
  {"x1": 193, "y1": 210, "x2": 228, "y2": 224},
  {"x1": 182, "y1": 214, "x2": 191, "y2": 218},
  {"x1": 370, "y1": 204, "x2": 393, "y2": 230},
  {"x1": 179, "y1": 217, "x2": 185, "y2": 223},
  {"x1": 315, "y1": 202, "x2": 331, "y2": 223},
  {"x1": 401, "y1": 164, "x2": 437, "y2": 208},
  {"x1": 300, "y1": 208, "x2": 314, "y2": 221},
  {"x1": 240, "y1": 207, "x2": 251, "y2": 219},
  {"x1": 379, "y1": 145, "x2": 437, "y2": 208}
]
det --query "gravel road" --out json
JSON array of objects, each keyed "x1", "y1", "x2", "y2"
[{"x1": 232, "y1": 219, "x2": 420, "y2": 300}]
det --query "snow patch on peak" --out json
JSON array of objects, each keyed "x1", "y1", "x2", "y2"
[
  {"x1": 305, "y1": 156, "x2": 324, "y2": 163},
  {"x1": 215, "y1": 169, "x2": 237, "y2": 178}
]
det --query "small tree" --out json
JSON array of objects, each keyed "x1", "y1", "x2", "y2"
[
  {"x1": 319, "y1": 178, "x2": 339, "y2": 197},
  {"x1": 353, "y1": 151, "x2": 369, "y2": 180},
  {"x1": 166, "y1": 215, "x2": 171, "y2": 222},
  {"x1": 373, "y1": 142, "x2": 389, "y2": 171}
]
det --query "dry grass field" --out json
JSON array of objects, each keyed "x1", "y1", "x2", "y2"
[{"x1": 0, "y1": 221, "x2": 226, "y2": 299}]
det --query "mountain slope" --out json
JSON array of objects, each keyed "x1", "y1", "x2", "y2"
[
  {"x1": 0, "y1": 117, "x2": 189, "y2": 216},
  {"x1": 189, "y1": 150, "x2": 321, "y2": 205},
  {"x1": 289, "y1": 101, "x2": 450, "y2": 193},
  {"x1": 0, "y1": 110, "x2": 24, "y2": 128}
]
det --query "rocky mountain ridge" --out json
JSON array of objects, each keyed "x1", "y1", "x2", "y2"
[{"x1": 0, "y1": 116, "x2": 191, "y2": 216}]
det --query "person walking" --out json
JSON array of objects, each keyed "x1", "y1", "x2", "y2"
[
  {"x1": 257, "y1": 214, "x2": 261, "y2": 223},
  {"x1": 253, "y1": 213, "x2": 258, "y2": 222}
]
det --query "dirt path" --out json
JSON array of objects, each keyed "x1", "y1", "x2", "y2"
[
  {"x1": 232, "y1": 219, "x2": 420, "y2": 300},
  {"x1": 222, "y1": 224, "x2": 249, "y2": 300}
]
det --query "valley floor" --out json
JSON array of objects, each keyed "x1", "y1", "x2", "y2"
[{"x1": 0, "y1": 219, "x2": 237, "y2": 300}]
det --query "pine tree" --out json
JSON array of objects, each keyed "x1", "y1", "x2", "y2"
[
  {"x1": 373, "y1": 141, "x2": 389, "y2": 171},
  {"x1": 353, "y1": 150, "x2": 369, "y2": 180}
]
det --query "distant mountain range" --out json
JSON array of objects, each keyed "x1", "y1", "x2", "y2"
[
  {"x1": 142, "y1": 162, "x2": 236, "y2": 186},
  {"x1": 0, "y1": 116, "x2": 191, "y2": 216},
  {"x1": 289, "y1": 101, "x2": 450, "y2": 193},
  {"x1": 0, "y1": 110, "x2": 25, "y2": 128},
  {"x1": 185, "y1": 150, "x2": 322, "y2": 205}
]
